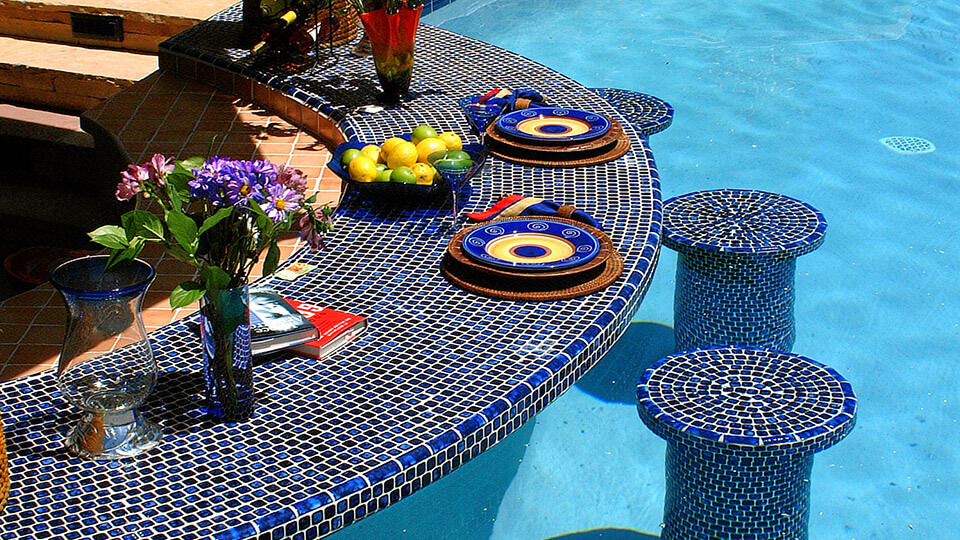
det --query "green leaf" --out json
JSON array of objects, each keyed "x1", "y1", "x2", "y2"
[
  {"x1": 89, "y1": 225, "x2": 130, "y2": 249},
  {"x1": 179, "y1": 156, "x2": 205, "y2": 171},
  {"x1": 197, "y1": 207, "x2": 234, "y2": 237},
  {"x1": 170, "y1": 281, "x2": 205, "y2": 310},
  {"x1": 121, "y1": 210, "x2": 165, "y2": 242},
  {"x1": 104, "y1": 237, "x2": 146, "y2": 269},
  {"x1": 247, "y1": 201, "x2": 275, "y2": 237},
  {"x1": 200, "y1": 266, "x2": 231, "y2": 291},
  {"x1": 304, "y1": 193, "x2": 317, "y2": 204},
  {"x1": 166, "y1": 208, "x2": 198, "y2": 254},
  {"x1": 262, "y1": 242, "x2": 281, "y2": 277}
]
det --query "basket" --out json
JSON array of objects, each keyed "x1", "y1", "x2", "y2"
[
  {"x1": 1, "y1": 412, "x2": 9, "y2": 513},
  {"x1": 317, "y1": 0, "x2": 360, "y2": 47}
]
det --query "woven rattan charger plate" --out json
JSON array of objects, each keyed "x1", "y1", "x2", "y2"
[
  {"x1": 485, "y1": 116, "x2": 631, "y2": 168},
  {"x1": 441, "y1": 216, "x2": 624, "y2": 301}
]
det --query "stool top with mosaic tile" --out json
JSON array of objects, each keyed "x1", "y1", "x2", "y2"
[
  {"x1": 662, "y1": 188, "x2": 827, "y2": 257},
  {"x1": 637, "y1": 347, "x2": 857, "y2": 452},
  {"x1": 0, "y1": 5, "x2": 662, "y2": 540}
]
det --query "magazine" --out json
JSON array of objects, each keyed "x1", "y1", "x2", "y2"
[
  {"x1": 249, "y1": 288, "x2": 320, "y2": 355},
  {"x1": 283, "y1": 298, "x2": 367, "y2": 360}
]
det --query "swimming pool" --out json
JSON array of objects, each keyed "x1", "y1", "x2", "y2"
[{"x1": 335, "y1": 0, "x2": 960, "y2": 538}]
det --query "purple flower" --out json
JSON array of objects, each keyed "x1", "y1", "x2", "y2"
[
  {"x1": 225, "y1": 172, "x2": 263, "y2": 205},
  {"x1": 261, "y1": 183, "x2": 301, "y2": 222},
  {"x1": 147, "y1": 153, "x2": 174, "y2": 185},
  {"x1": 277, "y1": 165, "x2": 308, "y2": 195},
  {"x1": 190, "y1": 157, "x2": 233, "y2": 204},
  {"x1": 116, "y1": 164, "x2": 149, "y2": 201}
]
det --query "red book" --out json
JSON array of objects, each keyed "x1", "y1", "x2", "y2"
[{"x1": 283, "y1": 298, "x2": 367, "y2": 360}]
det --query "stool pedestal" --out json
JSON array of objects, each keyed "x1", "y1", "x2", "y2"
[
  {"x1": 637, "y1": 347, "x2": 857, "y2": 540},
  {"x1": 663, "y1": 189, "x2": 827, "y2": 351}
]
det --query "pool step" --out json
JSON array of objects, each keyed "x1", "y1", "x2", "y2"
[
  {"x1": 0, "y1": 0, "x2": 235, "y2": 111},
  {"x1": 0, "y1": 35, "x2": 159, "y2": 112},
  {"x1": 0, "y1": 0, "x2": 234, "y2": 53}
]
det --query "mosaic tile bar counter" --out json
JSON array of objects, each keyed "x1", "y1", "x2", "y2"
[
  {"x1": 663, "y1": 189, "x2": 827, "y2": 352},
  {"x1": 637, "y1": 347, "x2": 857, "y2": 539},
  {"x1": 0, "y1": 4, "x2": 662, "y2": 540}
]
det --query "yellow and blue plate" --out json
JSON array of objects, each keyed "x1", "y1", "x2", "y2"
[
  {"x1": 460, "y1": 219, "x2": 601, "y2": 271},
  {"x1": 496, "y1": 108, "x2": 610, "y2": 144}
]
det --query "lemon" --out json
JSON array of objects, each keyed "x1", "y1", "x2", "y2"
[
  {"x1": 411, "y1": 162, "x2": 436, "y2": 185},
  {"x1": 438, "y1": 132, "x2": 462, "y2": 151},
  {"x1": 347, "y1": 155, "x2": 378, "y2": 182},
  {"x1": 360, "y1": 144, "x2": 381, "y2": 163},
  {"x1": 380, "y1": 137, "x2": 406, "y2": 159},
  {"x1": 386, "y1": 141, "x2": 418, "y2": 169},
  {"x1": 416, "y1": 137, "x2": 447, "y2": 164}
]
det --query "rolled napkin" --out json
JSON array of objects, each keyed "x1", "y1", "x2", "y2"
[
  {"x1": 465, "y1": 194, "x2": 604, "y2": 231},
  {"x1": 478, "y1": 88, "x2": 548, "y2": 112}
]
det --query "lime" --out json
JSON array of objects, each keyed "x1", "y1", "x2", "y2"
[
  {"x1": 438, "y1": 132, "x2": 462, "y2": 151},
  {"x1": 444, "y1": 150, "x2": 472, "y2": 162},
  {"x1": 375, "y1": 169, "x2": 393, "y2": 182},
  {"x1": 391, "y1": 166, "x2": 417, "y2": 184},
  {"x1": 386, "y1": 141, "x2": 418, "y2": 169},
  {"x1": 376, "y1": 163, "x2": 387, "y2": 172},
  {"x1": 360, "y1": 144, "x2": 381, "y2": 163},
  {"x1": 348, "y1": 155, "x2": 378, "y2": 182},
  {"x1": 411, "y1": 125, "x2": 438, "y2": 146},
  {"x1": 410, "y1": 162, "x2": 435, "y2": 185},
  {"x1": 340, "y1": 148, "x2": 361, "y2": 167},
  {"x1": 416, "y1": 137, "x2": 447, "y2": 164}
]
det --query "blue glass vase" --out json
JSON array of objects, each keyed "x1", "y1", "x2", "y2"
[
  {"x1": 51, "y1": 255, "x2": 160, "y2": 459},
  {"x1": 200, "y1": 285, "x2": 255, "y2": 421}
]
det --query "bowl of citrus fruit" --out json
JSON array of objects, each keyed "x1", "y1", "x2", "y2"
[{"x1": 329, "y1": 125, "x2": 485, "y2": 202}]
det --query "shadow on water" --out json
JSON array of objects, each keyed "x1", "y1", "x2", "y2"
[
  {"x1": 575, "y1": 321, "x2": 676, "y2": 405},
  {"x1": 545, "y1": 527, "x2": 660, "y2": 539},
  {"x1": 329, "y1": 420, "x2": 535, "y2": 540}
]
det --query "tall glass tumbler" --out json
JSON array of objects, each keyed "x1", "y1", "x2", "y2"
[{"x1": 51, "y1": 255, "x2": 161, "y2": 459}]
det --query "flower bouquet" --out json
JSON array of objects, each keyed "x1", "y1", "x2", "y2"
[
  {"x1": 90, "y1": 154, "x2": 334, "y2": 421},
  {"x1": 348, "y1": 0, "x2": 424, "y2": 103}
]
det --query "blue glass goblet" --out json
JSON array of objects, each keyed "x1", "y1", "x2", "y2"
[
  {"x1": 457, "y1": 96, "x2": 504, "y2": 136},
  {"x1": 429, "y1": 144, "x2": 488, "y2": 229}
]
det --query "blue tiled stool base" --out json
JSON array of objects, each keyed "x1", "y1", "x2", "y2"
[
  {"x1": 665, "y1": 442, "x2": 814, "y2": 539},
  {"x1": 663, "y1": 190, "x2": 827, "y2": 352},
  {"x1": 674, "y1": 252, "x2": 797, "y2": 351},
  {"x1": 637, "y1": 347, "x2": 857, "y2": 540}
]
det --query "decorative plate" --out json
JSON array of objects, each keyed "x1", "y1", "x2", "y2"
[
  {"x1": 460, "y1": 219, "x2": 601, "y2": 271},
  {"x1": 496, "y1": 108, "x2": 610, "y2": 144}
]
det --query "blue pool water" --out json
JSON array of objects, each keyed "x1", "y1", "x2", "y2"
[{"x1": 338, "y1": 1, "x2": 960, "y2": 538}]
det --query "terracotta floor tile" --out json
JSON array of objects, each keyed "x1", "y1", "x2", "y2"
[
  {"x1": 0, "y1": 306, "x2": 39, "y2": 325},
  {"x1": 9, "y1": 344, "x2": 60, "y2": 364},
  {"x1": 32, "y1": 307, "x2": 66, "y2": 325},
  {"x1": 0, "y1": 325, "x2": 30, "y2": 345},
  {"x1": 1, "y1": 288, "x2": 56, "y2": 308},
  {"x1": 22, "y1": 324, "x2": 66, "y2": 346},
  {"x1": 1, "y1": 362, "x2": 54, "y2": 382}
]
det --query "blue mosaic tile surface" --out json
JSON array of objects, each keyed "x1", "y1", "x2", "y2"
[
  {"x1": 588, "y1": 88, "x2": 674, "y2": 137},
  {"x1": 663, "y1": 189, "x2": 826, "y2": 351},
  {"x1": 0, "y1": 5, "x2": 661, "y2": 540},
  {"x1": 662, "y1": 189, "x2": 826, "y2": 257},
  {"x1": 637, "y1": 347, "x2": 857, "y2": 539}
]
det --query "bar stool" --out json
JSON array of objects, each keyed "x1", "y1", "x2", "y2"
[
  {"x1": 588, "y1": 88, "x2": 674, "y2": 137},
  {"x1": 663, "y1": 189, "x2": 827, "y2": 352},
  {"x1": 637, "y1": 347, "x2": 857, "y2": 540}
]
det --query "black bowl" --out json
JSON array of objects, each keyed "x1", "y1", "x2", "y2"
[{"x1": 329, "y1": 139, "x2": 487, "y2": 204}]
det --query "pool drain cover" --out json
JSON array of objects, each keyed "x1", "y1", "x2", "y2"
[{"x1": 880, "y1": 136, "x2": 935, "y2": 154}]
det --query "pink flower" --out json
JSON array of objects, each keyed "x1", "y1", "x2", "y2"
[
  {"x1": 147, "y1": 153, "x2": 174, "y2": 185},
  {"x1": 276, "y1": 165, "x2": 308, "y2": 195},
  {"x1": 298, "y1": 207, "x2": 331, "y2": 250},
  {"x1": 116, "y1": 164, "x2": 149, "y2": 201}
]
